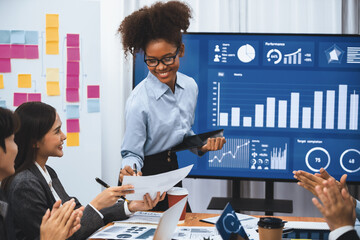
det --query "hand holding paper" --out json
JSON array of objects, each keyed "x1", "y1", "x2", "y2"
[{"x1": 122, "y1": 165, "x2": 193, "y2": 200}]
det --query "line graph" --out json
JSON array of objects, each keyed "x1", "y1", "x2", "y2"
[{"x1": 209, "y1": 138, "x2": 250, "y2": 168}]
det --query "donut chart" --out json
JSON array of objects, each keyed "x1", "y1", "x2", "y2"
[
  {"x1": 340, "y1": 149, "x2": 360, "y2": 173},
  {"x1": 305, "y1": 147, "x2": 330, "y2": 172}
]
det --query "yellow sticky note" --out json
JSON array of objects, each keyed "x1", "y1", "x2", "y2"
[
  {"x1": 18, "y1": 74, "x2": 32, "y2": 88},
  {"x1": 46, "y1": 68, "x2": 59, "y2": 82},
  {"x1": 67, "y1": 132, "x2": 79, "y2": 146},
  {"x1": 46, "y1": 41, "x2": 59, "y2": 55},
  {"x1": 46, "y1": 27, "x2": 59, "y2": 42},
  {"x1": 0, "y1": 75, "x2": 3, "y2": 89},
  {"x1": 46, "y1": 81, "x2": 60, "y2": 96},
  {"x1": 46, "y1": 14, "x2": 59, "y2": 28}
]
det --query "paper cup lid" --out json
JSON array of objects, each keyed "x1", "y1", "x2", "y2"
[{"x1": 167, "y1": 187, "x2": 188, "y2": 195}]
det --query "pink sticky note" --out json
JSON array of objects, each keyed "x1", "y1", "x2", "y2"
[
  {"x1": 66, "y1": 88, "x2": 79, "y2": 102},
  {"x1": 67, "y1": 47, "x2": 80, "y2": 61},
  {"x1": 11, "y1": 44, "x2": 25, "y2": 58},
  {"x1": 67, "y1": 61, "x2": 79, "y2": 75},
  {"x1": 67, "y1": 34, "x2": 79, "y2": 47},
  {"x1": 87, "y1": 85, "x2": 100, "y2": 98},
  {"x1": 67, "y1": 119, "x2": 80, "y2": 133},
  {"x1": 28, "y1": 93, "x2": 41, "y2": 102},
  {"x1": 0, "y1": 45, "x2": 11, "y2": 58},
  {"x1": 0, "y1": 58, "x2": 11, "y2": 73},
  {"x1": 67, "y1": 75, "x2": 79, "y2": 88},
  {"x1": 13, "y1": 93, "x2": 27, "y2": 106},
  {"x1": 25, "y1": 45, "x2": 39, "y2": 59}
]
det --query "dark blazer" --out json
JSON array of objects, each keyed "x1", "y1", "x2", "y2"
[
  {"x1": 6, "y1": 163, "x2": 127, "y2": 240},
  {"x1": 337, "y1": 229, "x2": 360, "y2": 240},
  {"x1": 0, "y1": 189, "x2": 15, "y2": 240}
]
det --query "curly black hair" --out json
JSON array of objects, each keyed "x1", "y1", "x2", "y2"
[{"x1": 118, "y1": 1, "x2": 192, "y2": 56}]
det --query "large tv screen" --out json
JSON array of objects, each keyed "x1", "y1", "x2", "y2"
[{"x1": 133, "y1": 33, "x2": 360, "y2": 182}]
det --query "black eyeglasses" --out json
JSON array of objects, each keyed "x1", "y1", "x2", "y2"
[{"x1": 144, "y1": 47, "x2": 180, "y2": 67}]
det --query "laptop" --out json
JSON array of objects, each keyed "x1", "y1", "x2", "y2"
[{"x1": 153, "y1": 197, "x2": 188, "y2": 240}]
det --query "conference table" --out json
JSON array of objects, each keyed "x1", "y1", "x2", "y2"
[{"x1": 90, "y1": 212, "x2": 326, "y2": 240}]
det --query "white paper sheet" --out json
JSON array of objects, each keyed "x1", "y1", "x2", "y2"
[
  {"x1": 115, "y1": 211, "x2": 162, "y2": 224},
  {"x1": 122, "y1": 164, "x2": 193, "y2": 200}
]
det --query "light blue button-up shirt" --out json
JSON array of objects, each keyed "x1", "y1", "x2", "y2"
[{"x1": 121, "y1": 71, "x2": 198, "y2": 170}]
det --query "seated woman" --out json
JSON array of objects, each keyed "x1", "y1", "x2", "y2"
[
  {"x1": 0, "y1": 107, "x2": 83, "y2": 240},
  {"x1": 2, "y1": 102, "x2": 165, "y2": 240}
]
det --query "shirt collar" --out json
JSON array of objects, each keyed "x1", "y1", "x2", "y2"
[
  {"x1": 147, "y1": 72, "x2": 185, "y2": 100},
  {"x1": 35, "y1": 162, "x2": 52, "y2": 188}
]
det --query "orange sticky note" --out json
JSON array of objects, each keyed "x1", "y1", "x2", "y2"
[
  {"x1": 46, "y1": 81, "x2": 60, "y2": 96},
  {"x1": 46, "y1": 68, "x2": 59, "y2": 81},
  {"x1": 46, "y1": 27, "x2": 59, "y2": 42},
  {"x1": 46, "y1": 41, "x2": 59, "y2": 55},
  {"x1": 46, "y1": 14, "x2": 59, "y2": 28},
  {"x1": 18, "y1": 74, "x2": 31, "y2": 88},
  {"x1": 66, "y1": 132, "x2": 79, "y2": 146},
  {"x1": 0, "y1": 75, "x2": 3, "y2": 89}
]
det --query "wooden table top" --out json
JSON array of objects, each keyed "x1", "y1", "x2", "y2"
[{"x1": 180, "y1": 213, "x2": 325, "y2": 226}]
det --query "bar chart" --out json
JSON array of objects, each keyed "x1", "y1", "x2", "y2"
[{"x1": 210, "y1": 70, "x2": 359, "y2": 132}]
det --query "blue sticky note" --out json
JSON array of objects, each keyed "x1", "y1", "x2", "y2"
[
  {"x1": 87, "y1": 99, "x2": 100, "y2": 113},
  {"x1": 25, "y1": 31, "x2": 38, "y2": 44},
  {"x1": 0, "y1": 100, "x2": 6, "y2": 108},
  {"x1": 11, "y1": 30, "x2": 25, "y2": 44},
  {"x1": 0, "y1": 30, "x2": 11, "y2": 43},
  {"x1": 66, "y1": 105, "x2": 80, "y2": 119}
]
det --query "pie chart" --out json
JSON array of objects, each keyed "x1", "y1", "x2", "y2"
[{"x1": 237, "y1": 44, "x2": 256, "y2": 63}]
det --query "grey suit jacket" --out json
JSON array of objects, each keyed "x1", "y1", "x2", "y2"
[{"x1": 6, "y1": 163, "x2": 127, "y2": 240}]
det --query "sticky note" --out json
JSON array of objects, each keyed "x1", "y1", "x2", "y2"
[
  {"x1": 46, "y1": 81, "x2": 60, "y2": 96},
  {"x1": 0, "y1": 75, "x2": 3, "y2": 89},
  {"x1": 46, "y1": 14, "x2": 59, "y2": 28},
  {"x1": 25, "y1": 31, "x2": 38, "y2": 44},
  {"x1": 11, "y1": 45, "x2": 25, "y2": 58},
  {"x1": 10, "y1": 30, "x2": 25, "y2": 44},
  {"x1": 24, "y1": 45, "x2": 39, "y2": 59},
  {"x1": 0, "y1": 45, "x2": 11, "y2": 58},
  {"x1": 67, "y1": 75, "x2": 79, "y2": 88},
  {"x1": 0, "y1": 59, "x2": 11, "y2": 73},
  {"x1": 87, "y1": 99, "x2": 100, "y2": 113},
  {"x1": 46, "y1": 27, "x2": 59, "y2": 42},
  {"x1": 87, "y1": 85, "x2": 100, "y2": 98},
  {"x1": 0, "y1": 100, "x2": 6, "y2": 108},
  {"x1": 28, "y1": 93, "x2": 41, "y2": 102},
  {"x1": 67, "y1": 34, "x2": 79, "y2": 47},
  {"x1": 66, "y1": 88, "x2": 79, "y2": 102},
  {"x1": 67, "y1": 62, "x2": 79, "y2": 75},
  {"x1": 13, "y1": 93, "x2": 27, "y2": 106},
  {"x1": 18, "y1": 74, "x2": 31, "y2": 88},
  {"x1": 46, "y1": 41, "x2": 59, "y2": 55},
  {"x1": 46, "y1": 68, "x2": 59, "y2": 82},
  {"x1": 0, "y1": 30, "x2": 10, "y2": 43},
  {"x1": 66, "y1": 105, "x2": 80, "y2": 119},
  {"x1": 67, "y1": 47, "x2": 80, "y2": 61},
  {"x1": 66, "y1": 132, "x2": 79, "y2": 146},
  {"x1": 67, "y1": 119, "x2": 80, "y2": 133}
]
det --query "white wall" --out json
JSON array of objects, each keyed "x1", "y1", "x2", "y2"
[{"x1": 100, "y1": 0, "x2": 342, "y2": 216}]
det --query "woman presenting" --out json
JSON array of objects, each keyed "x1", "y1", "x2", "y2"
[{"x1": 118, "y1": 1, "x2": 226, "y2": 210}]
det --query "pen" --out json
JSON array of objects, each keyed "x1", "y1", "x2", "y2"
[
  {"x1": 95, "y1": 177, "x2": 130, "y2": 203},
  {"x1": 133, "y1": 163, "x2": 137, "y2": 175}
]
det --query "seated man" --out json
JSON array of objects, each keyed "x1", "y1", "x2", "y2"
[{"x1": 294, "y1": 168, "x2": 360, "y2": 239}]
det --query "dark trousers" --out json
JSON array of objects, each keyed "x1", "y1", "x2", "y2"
[{"x1": 142, "y1": 150, "x2": 191, "y2": 212}]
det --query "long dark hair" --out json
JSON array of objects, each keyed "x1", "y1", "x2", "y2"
[
  {"x1": 0, "y1": 107, "x2": 20, "y2": 152},
  {"x1": 2, "y1": 102, "x2": 56, "y2": 190}
]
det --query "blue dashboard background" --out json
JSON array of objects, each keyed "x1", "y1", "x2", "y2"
[{"x1": 133, "y1": 33, "x2": 360, "y2": 182}]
